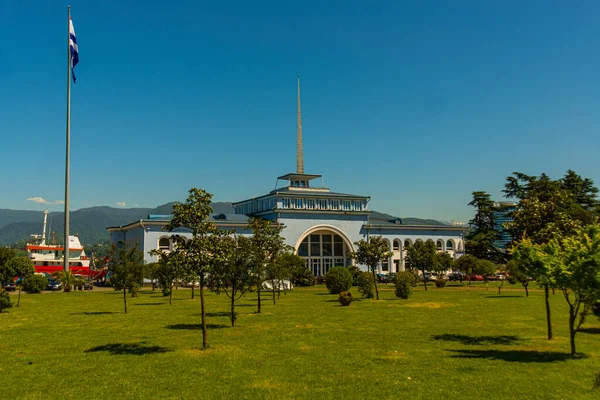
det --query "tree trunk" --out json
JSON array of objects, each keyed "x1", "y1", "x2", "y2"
[
  {"x1": 524, "y1": 283, "x2": 529, "y2": 297},
  {"x1": 497, "y1": 281, "x2": 503, "y2": 295},
  {"x1": 272, "y1": 280, "x2": 276, "y2": 305},
  {"x1": 421, "y1": 269, "x2": 428, "y2": 292},
  {"x1": 191, "y1": 286, "x2": 195, "y2": 299},
  {"x1": 200, "y1": 275, "x2": 208, "y2": 349},
  {"x1": 371, "y1": 269, "x2": 380, "y2": 299},
  {"x1": 17, "y1": 286, "x2": 21, "y2": 307},
  {"x1": 231, "y1": 292, "x2": 236, "y2": 327},
  {"x1": 544, "y1": 285, "x2": 552, "y2": 340},
  {"x1": 569, "y1": 305, "x2": 577, "y2": 355},
  {"x1": 169, "y1": 285, "x2": 173, "y2": 305},
  {"x1": 257, "y1": 284, "x2": 262, "y2": 314},
  {"x1": 123, "y1": 287, "x2": 127, "y2": 314}
]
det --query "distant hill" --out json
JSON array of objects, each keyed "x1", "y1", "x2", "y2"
[{"x1": 0, "y1": 202, "x2": 444, "y2": 246}]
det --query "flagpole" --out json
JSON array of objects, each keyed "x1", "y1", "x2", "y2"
[{"x1": 64, "y1": 5, "x2": 71, "y2": 272}]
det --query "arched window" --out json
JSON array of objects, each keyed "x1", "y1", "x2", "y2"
[
  {"x1": 393, "y1": 240, "x2": 400, "y2": 250},
  {"x1": 446, "y1": 240, "x2": 454, "y2": 250},
  {"x1": 404, "y1": 239, "x2": 412, "y2": 248},
  {"x1": 158, "y1": 237, "x2": 170, "y2": 251},
  {"x1": 436, "y1": 240, "x2": 443, "y2": 251}
]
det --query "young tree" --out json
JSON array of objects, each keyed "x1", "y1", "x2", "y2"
[
  {"x1": 475, "y1": 259, "x2": 496, "y2": 291},
  {"x1": 505, "y1": 259, "x2": 530, "y2": 297},
  {"x1": 150, "y1": 249, "x2": 186, "y2": 304},
  {"x1": 248, "y1": 217, "x2": 287, "y2": 313},
  {"x1": 209, "y1": 233, "x2": 254, "y2": 327},
  {"x1": 466, "y1": 191, "x2": 501, "y2": 261},
  {"x1": 0, "y1": 247, "x2": 17, "y2": 287},
  {"x1": 542, "y1": 224, "x2": 600, "y2": 355},
  {"x1": 279, "y1": 253, "x2": 314, "y2": 287},
  {"x1": 352, "y1": 236, "x2": 393, "y2": 299},
  {"x1": 454, "y1": 254, "x2": 479, "y2": 285},
  {"x1": 144, "y1": 262, "x2": 161, "y2": 291},
  {"x1": 7, "y1": 256, "x2": 35, "y2": 306},
  {"x1": 108, "y1": 241, "x2": 144, "y2": 314},
  {"x1": 503, "y1": 171, "x2": 599, "y2": 340},
  {"x1": 404, "y1": 240, "x2": 436, "y2": 292},
  {"x1": 165, "y1": 188, "x2": 218, "y2": 349},
  {"x1": 433, "y1": 252, "x2": 454, "y2": 278}
]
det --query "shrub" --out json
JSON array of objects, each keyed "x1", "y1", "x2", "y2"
[
  {"x1": 338, "y1": 291, "x2": 353, "y2": 306},
  {"x1": 22, "y1": 275, "x2": 48, "y2": 294},
  {"x1": 325, "y1": 267, "x2": 353, "y2": 294},
  {"x1": 347, "y1": 265, "x2": 362, "y2": 286},
  {"x1": 357, "y1": 272, "x2": 375, "y2": 298},
  {"x1": 291, "y1": 266, "x2": 316, "y2": 286},
  {"x1": 394, "y1": 271, "x2": 417, "y2": 299},
  {"x1": 508, "y1": 276, "x2": 518, "y2": 285},
  {"x1": 129, "y1": 283, "x2": 140, "y2": 298},
  {"x1": 0, "y1": 290, "x2": 12, "y2": 312},
  {"x1": 434, "y1": 278, "x2": 447, "y2": 288}
]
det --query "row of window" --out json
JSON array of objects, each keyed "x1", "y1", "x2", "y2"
[
  {"x1": 235, "y1": 197, "x2": 366, "y2": 215},
  {"x1": 391, "y1": 239, "x2": 460, "y2": 251}
]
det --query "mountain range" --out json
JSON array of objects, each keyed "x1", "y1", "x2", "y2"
[{"x1": 0, "y1": 203, "x2": 447, "y2": 246}]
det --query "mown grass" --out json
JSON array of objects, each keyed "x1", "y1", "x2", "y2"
[{"x1": 1, "y1": 283, "x2": 599, "y2": 399}]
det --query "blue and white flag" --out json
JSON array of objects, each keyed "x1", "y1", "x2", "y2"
[{"x1": 69, "y1": 17, "x2": 79, "y2": 83}]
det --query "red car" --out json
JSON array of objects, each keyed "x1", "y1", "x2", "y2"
[{"x1": 468, "y1": 274, "x2": 484, "y2": 281}]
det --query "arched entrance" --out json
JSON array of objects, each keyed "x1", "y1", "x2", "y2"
[{"x1": 295, "y1": 226, "x2": 354, "y2": 277}]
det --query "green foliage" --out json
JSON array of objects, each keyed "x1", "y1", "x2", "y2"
[
  {"x1": 108, "y1": 242, "x2": 144, "y2": 291},
  {"x1": 433, "y1": 252, "x2": 454, "y2": 275},
  {"x1": 394, "y1": 271, "x2": 417, "y2": 299},
  {"x1": 338, "y1": 291, "x2": 352, "y2": 306},
  {"x1": 476, "y1": 259, "x2": 496, "y2": 281},
  {"x1": 53, "y1": 270, "x2": 75, "y2": 292},
  {"x1": 283, "y1": 254, "x2": 315, "y2": 287},
  {"x1": 508, "y1": 276, "x2": 518, "y2": 285},
  {"x1": 466, "y1": 191, "x2": 501, "y2": 261},
  {"x1": 347, "y1": 265, "x2": 362, "y2": 286},
  {"x1": 325, "y1": 267, "x2": 353, "y2": 294},
  {"x1": 454, "y1": 254, "x2": 479, "y2": 276},
  {"x1": 357, "y1": 271, "x2": 375, "y2": 299},
  {"x1": 405, "y1": 240, "x2": 436, "y2": 290},
  {"x1": 0, "y1": 290, "x2": 12, "y2": 312},
  {"x1": 434, "y1": 279, "x2": 447, "y2": 288},
  {"x1": 0, "y1": 247, "x2": 18, "y2": 283},
  {"x1": 21, "y1": 274, "x2": 48, "y2": 293}
]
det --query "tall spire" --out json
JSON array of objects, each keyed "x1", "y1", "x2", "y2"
[{"x1": 296, "y1": 75, "x2": 304, "y2": 174}]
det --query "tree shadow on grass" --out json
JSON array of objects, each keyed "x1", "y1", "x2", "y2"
[
  {"x1": 85, "y1": 342, "x2": 171, "y2": 356},
  {"x1": 166, "y1": 323, "x2": 228, "y2": 330},
  {"x1": 484, "y1": 295, "x2": 523, "y2": 298},
  {"x1": 134, "y1": 302, "x2": 165, "y2": 306},
  {"x1": 578, "y1": 327, "x2": 600, "y2": 335},
  {"x1": 446, "y1": 349, "x2": 586, "y2": 363},
  {"x1": 432, "y1": 334, "x2": 521, "y2": 346},
  {"x1": 70, "y1": 311, "x2": 117, "y2": 315},
  {"x1": 205, "y1": 311, "x2": 230, "y2": 317}
]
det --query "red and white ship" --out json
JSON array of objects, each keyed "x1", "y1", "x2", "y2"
[{"x1": 26, "y1": 210, "x2": 91, "y2": 276}]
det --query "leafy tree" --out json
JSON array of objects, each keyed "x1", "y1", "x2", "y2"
[
  {"x1": 6, "y1": 256, "x2": 34, "y2": 306},
  {"x1": 53, "y1": 270, "x2": 76, "y2": 293},
  {"x1": 279, "y1": 253, "x2": 314, "y2": 286},
  {"x1": 22, "y1": 274, "x2": 48, "y2": 294},
  {"x1": 505, "y1": 259, "x2": 530, "y2": 297},
  {"x1": 475, "y1": 259, "x2": 496, "y2": 291},
  {"x1": 108, "y1": 241, "x2": 144, "y2": 314},
  {"x1": 394, "y1": 271, "x2": 418, "y2": 299},
  {"x1": 208, "y1": 233, "x2": 254, "y2": 326},
  {"x1": 541, "y1": 224, "x2": 600, "y2": 355},
  {"x1": 265, "y1": 251, "x2": 295, "y2": 303},
  {"x1": 503, "y1": 171, "x2": 599, "y2": 340},
  {"x1": 404, "y1": 240, "x2": 436, "y2": 291},
  {"x1": 144, "y1": 262, "x2": 161, "y2": 291},
  {"x1": 248, "y1": 217, "x2": 287, "y2": 313},
  {"x1": 454, "y1": 254, "x2": 479, "y2": 285},
  {"x1": 150, "y1": 249, "x2": 186, "y2": 304},
  {"x1": 433, "y1": 252, "x2": 454, "y2": 277},
  {"x1": 165, "y1": 188, "x2": 218, "y2": 349},
  {"x1": 466, "y1": 191, "x2": 501, "y2": 261},
  {"x1": 352, "y1": 236, "x2": 392, "y2": 299},
  {"x1": 0, "y1": 247, "x2": 18, "y2": 283}
]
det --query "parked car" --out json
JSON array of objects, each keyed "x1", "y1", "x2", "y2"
[
  {"x1": 447, "y1": 272, "x2": 466, "y2": 281},
  {"x1": 46, "y1": 280, "x2": 62, "y2": 291},
  {"x1": 3, "y1": 281, "x2": 17, "y2": 292},
  {"x1": 468, "y1": 274, "x2": 484, "y2": 281},
  {"x1": 84, "y1": 282, "x2": 94, "y2": 290},
  {"x1": 495, "y1": 273, "x2": 507, "y2": 280},
  {"x1": 384, "y1": 273, "x2": 396, "y2": 283}
]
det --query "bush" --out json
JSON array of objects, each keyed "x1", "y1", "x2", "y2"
[
  {"x1": 325, "y1": 267, "x2": 353, "y2": 294},
  {"x1": 394, "y1": 271, "x2": 417, "y2": 299},
  {"x1": 434, "y1": 278, "x2": 447, "y2": 288},
  {"x1": 0, "y1": 290, "x2": 12, "y2": 312},
  {"x1": 291, "y1": 266, "x2": 316, "y2": 286},
  {"x1": 508, "y1": 276, "x2": 518, "y2": 285},
  {"x1": 338, "y1": 291, "x2": 353, "y2": 306},
  {"x1": 347, "y1": 265, "x2": 362, "y2": 286},
  {"x1": 129, "y1": 283, "x2": 140, "y2": 297},
  {"x1": 22, "y1": 275, "x2": 48, "y2": 294},
  {"x1": 357, "y1": 272, "x2": 375, "y2": 298}
]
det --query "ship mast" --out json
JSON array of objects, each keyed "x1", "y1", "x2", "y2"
[{"x1": 41, "y1": 209, "x2": 48, "y2": 245}]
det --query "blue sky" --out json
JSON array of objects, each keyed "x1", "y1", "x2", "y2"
[{"x1": 2, "y1": 1, "x2": 600, "y2": 222}]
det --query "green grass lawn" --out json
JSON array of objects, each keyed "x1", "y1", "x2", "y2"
[{"x1": 1, "y1": 283, "x2": 599, "y2": 399}]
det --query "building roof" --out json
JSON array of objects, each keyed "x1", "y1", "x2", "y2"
[
  {"x1": 106, "y1": 213, "x2": 254, "y2": 232},
  {"x1": 277, "y1": 173, "x2": 322, "y2": 181},
  {"x1": 365, "y1": 211, "x2": 465, "y2": 231}
]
